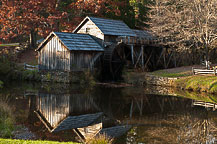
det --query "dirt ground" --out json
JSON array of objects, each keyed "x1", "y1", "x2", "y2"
[{"x1": 157, "y1": 64, "x2": 206, "y2": 73}]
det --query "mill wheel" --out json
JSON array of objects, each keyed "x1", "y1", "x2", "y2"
[{"x1": 103, "y1": 44, "x2": 126, "y2": 80}]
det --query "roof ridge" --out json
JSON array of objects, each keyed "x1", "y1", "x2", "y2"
[{"x1": 88, "y1": 16, "x2": 124, "y2": 22}]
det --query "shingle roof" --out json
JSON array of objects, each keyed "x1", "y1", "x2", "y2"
[
  {"x1": 52, "y1": 112, "x2": 103, "y2": 132},
  {"x1": 74, "y1": 16, "x2": 136, "y2": 37},
  {"x1": 133, "y1": 29, "x2": 153, "y2": 40},
  {"x1": 54, "y1": 32, "x2": 104, "y2": 51},
  {"x1": 37, "y1": 32, "x2": 104, "y2": 51}
]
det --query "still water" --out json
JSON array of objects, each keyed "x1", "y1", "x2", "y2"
[{"x1": 1, "y1": 82, "x2": 217, "y2": 143}]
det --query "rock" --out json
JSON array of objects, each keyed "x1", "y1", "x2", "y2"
[{"x1": 13, "y1": 126, "x2": 36, "y2": 140}]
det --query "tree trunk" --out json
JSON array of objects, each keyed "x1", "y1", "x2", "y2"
[{"x1": 30, "y1": 29, "x2": 37, "y2": 49}]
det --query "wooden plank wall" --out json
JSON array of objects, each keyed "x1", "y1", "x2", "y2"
[
  {"x1": 36, "y1": 93, "x2": 70, "y2": 128},
  {"x1": 38, "y1": 36, "x2": 70, "y2": 71},
  {"x1": 77, "y1": 20, "x2": 104, "y2": 40},
  {"x1": 70, "y1": 52, "x2": 97, "y2": 71}
]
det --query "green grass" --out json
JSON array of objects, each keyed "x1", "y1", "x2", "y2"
[
  {"x1": 0, "y1": 43, "x2": 19, "y2": 47},
  {"x1": 150, "y1": 70, "x2": 192, "y2": 77},
  {"x1": 175, "y1": 75, "x2": 217, "y2": 93},
  {"x1": 0, "y1": 139, "x2": 79, "y2": 144}
]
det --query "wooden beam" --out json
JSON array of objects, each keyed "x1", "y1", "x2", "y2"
[
  {"x1": 134, "y1": 45, "x2": 144, "y2": 69},
  {"x1": 144, "y1": 50, "x2": 153, "y2": 69},
  {"x1": 141, "y1": 45, "x2": 144, "y2": 70},
  {"x1": 166, "y1": 51, "x2": 173, "y2": 68},
  {"x1": 130, "y1": 45, "x2": 134, "y2": 65},
  {"x1": 130, "y1": 100, "x2": 134, "y2": 119}
]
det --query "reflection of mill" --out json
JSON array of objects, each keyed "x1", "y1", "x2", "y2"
[
  {"x1": 120, "y1": 95, "x2": 217, "y2": 144},
  {"x1": 33, "y1": 92, "x2": 131, "y2": 143}
]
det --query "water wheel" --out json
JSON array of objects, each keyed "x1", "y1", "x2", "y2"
[{"x1": 103, "y1": 43, "x2": 126, "y2": 80}]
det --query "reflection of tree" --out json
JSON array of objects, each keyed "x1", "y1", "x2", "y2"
[{"x1": 126, "y1": 111, "x2": 217, "y2": 143}]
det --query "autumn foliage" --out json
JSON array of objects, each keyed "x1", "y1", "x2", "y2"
[
  {"x1": 0, "y1": 0, "x2": 150, "y2": 43},
  {"x1": 0, "y1": 0, "x2": 65, "y2": 42}
]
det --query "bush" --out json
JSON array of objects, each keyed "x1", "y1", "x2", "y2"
[
  {"x1": 0, "y1": 57, "x2": 15, "y2": 79},
  {"x1": 0, "y1": 101, "x2": 14, "y2": 138},
  {"x1": 22, "y1": 70, "x2": 41, "y2": 81}
]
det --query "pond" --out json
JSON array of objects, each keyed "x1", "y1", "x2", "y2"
[{"x1": 1, "y1": 81, "x2": 217, "y2": 143}]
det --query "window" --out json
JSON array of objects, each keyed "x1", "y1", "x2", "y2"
[{"x1": 85, "y1": 28, "x2": 90, "y2": 34}]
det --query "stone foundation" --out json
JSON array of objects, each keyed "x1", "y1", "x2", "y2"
[
  {"x1": 144, "y1": 74, "x2": 178, "y2": 87},
  {"x1": 40, "y1": 71, "x2": 84, "y2": 83},
  {"x1": 123, "y1": 71, "x2": 179, "y2": 87}
]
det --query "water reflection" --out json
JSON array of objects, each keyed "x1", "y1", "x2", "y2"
[
  {"x1": 2, "y1": 82, "x2": 217, "y2": 143},
  {"x1": 31, "y1": 89, "x2": 131, "y2": 143}
]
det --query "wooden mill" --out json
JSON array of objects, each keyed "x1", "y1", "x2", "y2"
[{"x1": 37, "y1": 16, "x2": 175, "y2": 79}]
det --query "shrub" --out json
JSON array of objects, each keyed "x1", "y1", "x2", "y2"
[{"x1": 0, "y1": 57, "x2": 15, "y2": 79}]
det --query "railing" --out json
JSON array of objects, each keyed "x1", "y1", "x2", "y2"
[
  {"x1": 24, "y1": 63, "x2": 38, "y2": 71},
  {"x1": 192, "y1": 67, "x2": 217, "y2": 75}
]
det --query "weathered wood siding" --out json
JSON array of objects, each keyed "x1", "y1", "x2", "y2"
[
  {"x1": 77, "y1": 20, "x2": 104, "y2": 40},
  {"x1": 38, "y1": 36, "x2": 70, "y2": 71},
  {"x1": 70, "y1": 51, "x2": 98, "y2": 71},
  {"x1": 36, "y1": 93, "x2": 70, "y2": 128}
]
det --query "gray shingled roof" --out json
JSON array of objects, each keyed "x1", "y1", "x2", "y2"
[
  {"x1": 74, "y1": 16, "x2": 136, "y2": 37},
  {"x1": 37, "y1": 32, "x2": 104, "y2": 51},
  {"x1": 88, "y1": 17, "x2": 136, "y2": 37},
  {"x1": 52, "y1": 112, "x2": 103, "y2": 132},
  {"x1": 98, "y1": 125, "x2": 132, "y2": 138},
  {"x1": 133, "y1": 29, "x2": 153, "y2": 40},
  {"x1": 54, "y1": 32, "x2": 104, "y2": 51}
]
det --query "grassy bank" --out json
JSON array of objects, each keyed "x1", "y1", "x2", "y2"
[
  {"x1": 150, "y1": 69, "x2": 192, "y2": 77},
  {"x1": 175, "y1": 75, "x2": 217, "y2": 93},
  {"x1": 0, "y1": 139, "x2": 79, "y2": 144}
]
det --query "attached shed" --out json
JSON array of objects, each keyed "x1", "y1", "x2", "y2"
[
  {"x1": 73, "y1": 16, "x2": 136, "y2": 43},
  {"x1": 37, "y1": 32, "x2": 104, "y2": 71}
]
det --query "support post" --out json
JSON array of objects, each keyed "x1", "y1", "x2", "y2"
[
  {"x1": 131, "y1": 45, "x2": 134, "y2": 65},
  {"x1": 141, "y1": 45, "x2": 144, "y2": 70}
]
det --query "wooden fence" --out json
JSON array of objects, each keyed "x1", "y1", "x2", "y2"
[
  {"x1": 24, "y1": 63, "x2": 38, "y2": 71},
  {"x1": 192, "y1": 67, "x2": 217, "y2": 75}
]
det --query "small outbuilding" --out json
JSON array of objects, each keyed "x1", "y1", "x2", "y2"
[{"x1": 36, "y1": 32, "x2": 104, "y2": 71}]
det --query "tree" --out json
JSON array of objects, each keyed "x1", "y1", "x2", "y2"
[
  {"x1": 148, "y1": 0, "x2": 217, "y2": 61},
  {"x1": 0, "y1": 0, "x2": 65, "y2": 44},
  {"x1": 0, "y1": 0, "x2": 151, "y2": 45}
]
